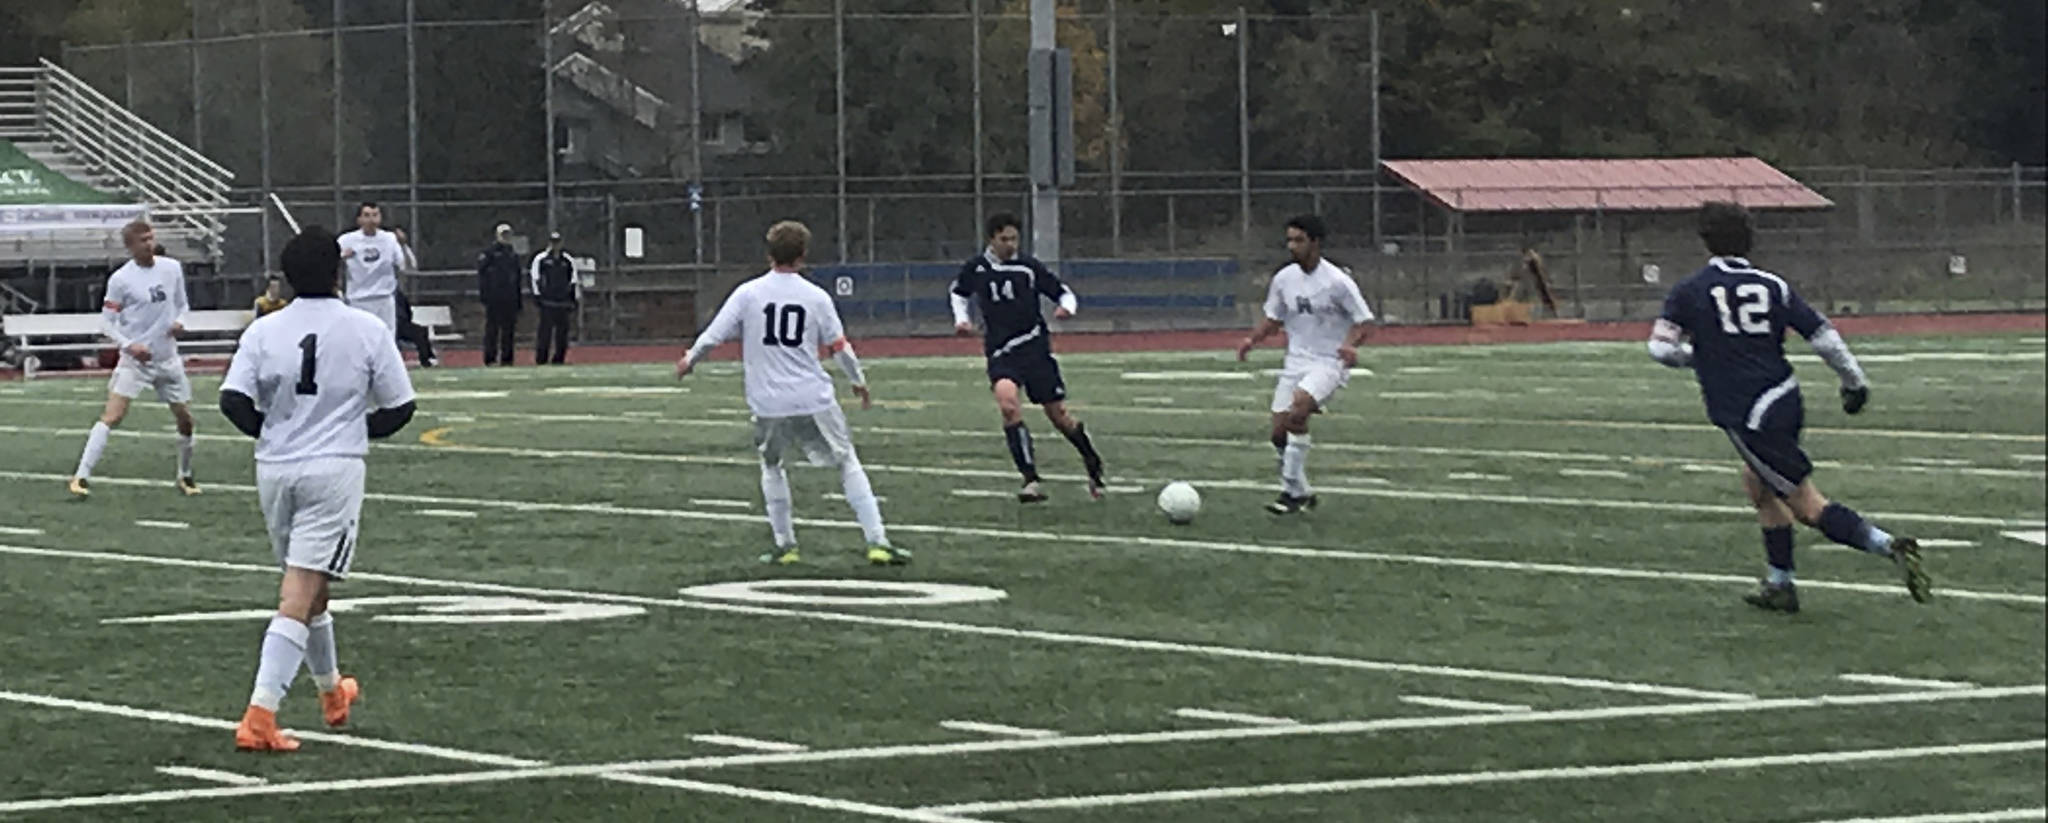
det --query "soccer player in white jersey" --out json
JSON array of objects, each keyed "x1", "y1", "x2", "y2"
[
  {"x1": 68, "y1": 219, "x2": 201, "y2": 497},
  {"x1": 1236, "y1": 215, "x2": 1376, "y2": 515},
  {"x1": 677, "y1": 220, "x2": 905, "y2": 566},
  {"x1": 337, "y1": 201, "x2": 407, "y2": 334},
  {"x1": 220, "y1": 227, "x2": 418, "y2": 751}
]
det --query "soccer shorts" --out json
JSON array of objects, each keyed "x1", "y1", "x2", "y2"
[
  {"x1": 109, "y1": 355, "x2": 192, "y2": 405},
  {"x1": 1270, "y1": 363, "x2": 1348, "y2": 414},
  {"x1": 348, "y1": 294, "x2": 399, "y2": 332},
  {"x1": 987, "y1": 351, "x2": 1068, "y2": 405},
  {"x1": 754, "y1": 406, "x2": 858, "y2": 468},
  {"x1": 257, "y1": 457, "x2": 367, "y2": 579},
  {"x1": 1723, "y1": 425, "x2": 1813, "y2": 498}
]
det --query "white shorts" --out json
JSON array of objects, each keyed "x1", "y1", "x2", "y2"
[
  {"x1": 1270, "y1": 364, "x2": 1349, "y2": 414},
  {"x1": 349, "y1": 294, "x2": 399, "y2": 332},
  {"x1": 257, "y1": 457, "x2": 366, "y2": 579},
  {"x1": 109, "y1": 355, "x2": 192, "y2": 405},
  {"x1": 753, "y1": 407, "x2": 858, "y2": 468}
]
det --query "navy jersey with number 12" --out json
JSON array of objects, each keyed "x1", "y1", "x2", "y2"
[{"x1": 1659, "y1": 256, "x2": 1828, "y2": 430}]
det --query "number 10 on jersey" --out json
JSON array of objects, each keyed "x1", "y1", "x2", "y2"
[{"x1": 761, "y1": 303, "x2": 807, "y2": 347}]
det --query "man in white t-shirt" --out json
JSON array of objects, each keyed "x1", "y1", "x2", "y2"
[
  {"x1": 677, "y1": 220, "x2": 904, "y2": 566},
  {"x1": 1235, "y1": 214, "x2": 1376, "y2": 515},
  {"x1": 68, "y1": 219, "x2": 201, "y2": 498},
  {"x1": 338, "y1": 201, "x2": 407, "y2": 334},
  {"x1": 219, "y1": 226, "x2": 418, "y2": 751}
]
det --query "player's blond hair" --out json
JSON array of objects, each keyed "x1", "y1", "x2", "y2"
[
  {"x1": 766, "y1": 220, "x2": 810, "y2": 266},
  {"x1": 120, "y1": 219, "x2": 153, "y2": 244}
]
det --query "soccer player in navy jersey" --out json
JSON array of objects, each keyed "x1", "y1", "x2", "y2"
[{"x1": 1649, "y1": 201, "x2": 1930, "y2": 613}]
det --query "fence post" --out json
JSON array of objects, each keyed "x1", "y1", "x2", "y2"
[{"x1": 607, "y1": 193, "x2": 619, "y2": 342}]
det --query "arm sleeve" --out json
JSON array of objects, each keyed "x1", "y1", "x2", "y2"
[
  {"x1": 220, "y1": 328, "x2": 261, "y2": 401},
  {"x1": 1031, "y1": 261, "x2": 1078, "y2": 314},
  {"x1": 174, "y1": 272, "x2": 190, "y2": 318},
  {"x1": 530, "y1": 254, "x2": 544, "y2": 295},
  {"x1": 1807, "y1": 325, "x2": 1868, "y2": 389},
  {"x1": 1658, "y1": 286, "x2": 1687, "y2": 327},
  {"x1": 1647, "y1": 318, "x2": 1693, "y2": 368},
  {"x1": 686, "y1": 292, "x2": 746, "y2": 362},
  {"x1": 1262, "y1": 278, "x2": 1285, "y2": 322},
  {"x1": 368, "y1": 329, "x2": 419, "y2": 410},
  {"x1": 949, "y1": 266, "x2": 975, "y2": 325},
  {"x1": 1341, "y1": 276, "x2": 1375, "y2": 323},
  {"x1": 99, "y1": 280, "x2": 130, "y2": 347},
  {"x1": 219, "y1": 390, "x2": 265, "y2": 439}
]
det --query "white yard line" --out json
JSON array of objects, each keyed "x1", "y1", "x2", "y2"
[
  {"x1": 689, "y1": 498, "x2": 752, "y2": 509},
  {"x1": 1838, "y1": 673, "x2": 1977, "y2": 691},
  {"x1": 1447, "y1": 472, "x2": 1514, "y2": 482},
  {"x1": 0, "y1": 689, "x2": 544, "y2": 767},
  {"x1": 2002, "y1": 530, "x2": 2048, "y2": 547},
  {"x1": 154, "y1": 766, "x2": 267, "y2": 786},
  {"x1": 825, "y1": 492, "x2": 888, "y2": 503},
  {"x1": 0, "y1": 542, "x2": 1757, "y2": 701},
  {"x1": 134, "y1": 519, "x2": 190, "y2": 530},
  {"x1": 1799, "y1": 809, "x2": 2046, "y2": 823},
  {"x1": 1919, "y1": 539, "x2": 1978, "y2": 548},
  {"x1": 948, "y1": 490, "x2": 1018, "y2": 499},
  {"x1": 0, "y1": 525, "x2": 44, "y2": 536},
  {"x1": 689, "y1": 734, "x2": 809, "y2": 753},
  {"x1": 596, "y1": 772, "x2": 993, "y2": 823},
  {"x1": 1558, "y1": 468, "x2": 1631, "y2": 480},
  {"x1": 5, "y1": 471, "x2": 2044, "y2": 609},
  {"x1": 919, "y1": 740, "x2": 2048, "y2": 815},
  {"x1": 0, "y1": 686, "x2": 2041, "y2": 815},
  {"x1": 413, "y1": 509, "x2": 479, "y2": 519},
  {"x1": 1172, "y1": 708, "x2": 1299, "y2": 726},
  {"x1": 1398, "y1": 695, "x2": 1533, "y2": 713},
  {"x1": 939, "y1": 720, "x2": 1060, "y2": 739}
]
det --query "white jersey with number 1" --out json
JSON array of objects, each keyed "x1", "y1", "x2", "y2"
[
  {"x1": 222, "y1": 297, "x2": 416, "y2": 464},
  {"x1": 693, "y1": 271, "x2": 847, "y2": 418}
]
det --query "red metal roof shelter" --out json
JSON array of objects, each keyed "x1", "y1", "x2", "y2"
[{"x1": 1382, "y1": 157, "x2": 1833, "y2": 213}]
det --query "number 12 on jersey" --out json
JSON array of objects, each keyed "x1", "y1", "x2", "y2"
[
  {"x1": 1711, "y1": 284, "x2": 1771, "y2": 335},
  {"x1": 760, "y1": 303, "x2": 807, "y2": 347}
]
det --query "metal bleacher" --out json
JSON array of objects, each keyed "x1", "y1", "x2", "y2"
[{"x1": 0, "y1": 59, "x2": 232, "y2": 267}]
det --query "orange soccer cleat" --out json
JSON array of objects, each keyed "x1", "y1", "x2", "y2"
[
  {"x1": 320, "y1": 676, "x2": 361, "y2": 728},
  {"x1": 234, "y1": 705, "x2": 301, "y2": 752}
]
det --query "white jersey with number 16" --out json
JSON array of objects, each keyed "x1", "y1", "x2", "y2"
[
  {"x1": 693, "y1": 271, "x2": 847, "y2": 418},
  {"x1": 223, "y1": 297, "x2": 416, "y2": 464}
]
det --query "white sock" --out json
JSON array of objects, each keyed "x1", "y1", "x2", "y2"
[
  {"x1": 176, "y1": 433, "x2": 195, "y2": 479},
  {"x1": 1281, "y1": 433, "x2": 1314, "y2": 497},
  {"x1": 839, "y1": 458, "x2": 889, "y2": 547},
  {"x1": 304, "y1": 612, "x2": 339, "y2": 692},
  {"x1": 75, "y1": 421, "x2": 110, "y2": 479},
  {"x1": 248, "y1": 615, "x2": 309, "y2": 711},
  {"x1": 760, "y1": 464, "x2": 796, "y2": 548}
]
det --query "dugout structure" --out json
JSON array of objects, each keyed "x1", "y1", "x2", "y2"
[{"x1": 1381, "y1": 157, "x2": 1833, "y2": 322}]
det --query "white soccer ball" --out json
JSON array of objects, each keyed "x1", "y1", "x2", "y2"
[{"x1": 1157, "y1": 482, "x2": 1201, "y2": 525}]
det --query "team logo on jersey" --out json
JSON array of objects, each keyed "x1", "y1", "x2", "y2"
[
  {"x1": 1295, "y1": 296, "x2": 1315, "y2": 315},
  {"x1": 149, "y1": 285, "x2": 167, "y2": 303},
  {"x1": 360, "y1": 247, "x2": 382, "y2": 263}
]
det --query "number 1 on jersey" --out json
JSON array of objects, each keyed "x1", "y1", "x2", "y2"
[{"x1": 295, "y1": 334, "x2": 319, "y2": 395}]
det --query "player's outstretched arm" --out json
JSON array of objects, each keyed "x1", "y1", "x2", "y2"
[
  {"x1": 1647, "y1": 318, "x2": 1692, "y2": 368},
  {"x1": 367, "y1": 401, "x2": 416, "y2": 439},
  {"x1": 1782, "y1": 286, "x2": 1870, "y2": 412},
  {"x1": 679, "y1": 295, "x2": 745, "y2": 377}
]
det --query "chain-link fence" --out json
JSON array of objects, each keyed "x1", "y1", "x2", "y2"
[{"x1": 43, "y1": 2, "x2": 2048, "y2": 343}]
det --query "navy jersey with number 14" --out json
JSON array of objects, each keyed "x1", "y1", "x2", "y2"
[{"x1": 1659, "y1": 256, "x2": 1829, "y2": 430}]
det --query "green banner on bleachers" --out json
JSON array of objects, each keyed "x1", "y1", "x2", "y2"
[{"x1": 0, "y1": 140, "x2": 123, "y2": 206}]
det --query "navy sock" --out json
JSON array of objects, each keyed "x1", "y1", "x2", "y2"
[
  {"x1": 1819, "y1": 502, "x2": 1894, "y2": 555},
  {"x1": 1004, "y1": 423, "x2": 1039, "y2": 482},
  {"x1": 1062, "y1": 423, "x2": 1104, "y2": 481},
  {"x1": 1763, "y1": 526, "x2": 1795, "y2": 583}
]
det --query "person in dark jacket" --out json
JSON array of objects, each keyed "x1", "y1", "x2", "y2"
[
  {"x1": 476, "y1": 224, "x2": 524, "y2": 366},
  {"x1": 530, "y1": 231, "x2": 579, "y2": 365}
]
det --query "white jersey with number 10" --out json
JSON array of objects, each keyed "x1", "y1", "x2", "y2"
[
  {"x1": 222, "y1": 297, "x2": 416, "y2": 464},
  {"x1": 693, "y1": 271, "x2": 847, "y2": 418}
]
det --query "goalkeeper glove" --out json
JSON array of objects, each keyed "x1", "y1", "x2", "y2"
[{"x1": 1840, "y1": 384, "x2": 1870, "y2": 415}]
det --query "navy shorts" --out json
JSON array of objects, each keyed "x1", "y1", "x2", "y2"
[
  {"x1": 987, "y1": 352, "x2": 1067, "y2": 405},
  {"x1": 1723, "y1": 426, "x2": 1813, "y2": 497}
]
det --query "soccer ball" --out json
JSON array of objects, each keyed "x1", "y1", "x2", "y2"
[{"x1": 1157, "y1": 482, "x2": 1201, "y2": 525}]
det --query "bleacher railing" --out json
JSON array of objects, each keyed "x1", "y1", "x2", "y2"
[{"x1": 8, "y1": 59, "x2": 232, "y2": 256}]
